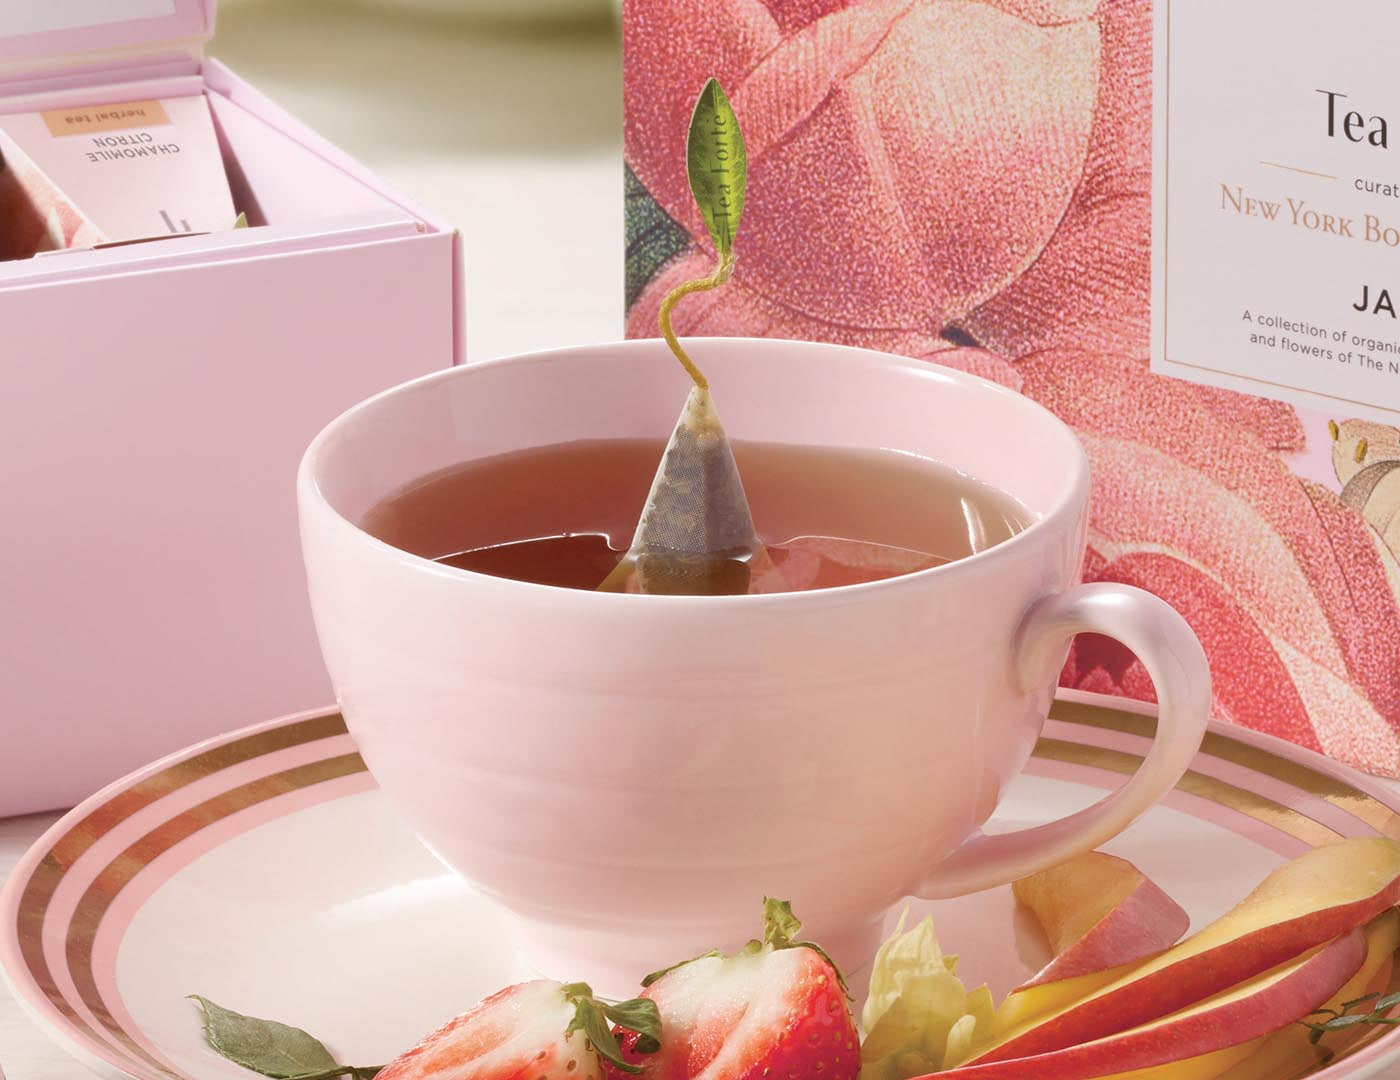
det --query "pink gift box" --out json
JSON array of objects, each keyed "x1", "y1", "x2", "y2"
[{"x1": 0, "y1": 1, "x2": 462, "y2": 815}]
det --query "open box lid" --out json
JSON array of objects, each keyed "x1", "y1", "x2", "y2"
[{"x1": 0, "y1": 0, "x2": 214, "y2": 75}]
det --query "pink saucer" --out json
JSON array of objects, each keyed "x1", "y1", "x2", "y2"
[{"x1": 4, "y1": 691, "x2": 1400, "y2": 1080}]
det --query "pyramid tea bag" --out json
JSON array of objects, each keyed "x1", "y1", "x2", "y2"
[
  {"x1": 597, "y1": 380, "x2": 780, "y2": 595},
  {"x1": 598, "y1": 79, "x2": 782, "y2": 596}
]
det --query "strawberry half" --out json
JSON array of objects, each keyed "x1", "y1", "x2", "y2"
[
  {"x1": 378, "y1": 979, "x2": 661, "y2": 1080},
  {"x1": 609, "y1": 900, "x2": 860, "y2": 1080}
]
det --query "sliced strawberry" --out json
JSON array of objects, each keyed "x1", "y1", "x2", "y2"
[
  {"x1": 378, "y1": 979, "x2": 660, "y2": 1080},
  {"x1": 609, "y1": 899, "x2": 860, "y2": 1080}
]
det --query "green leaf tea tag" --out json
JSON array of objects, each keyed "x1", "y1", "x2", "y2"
[
  {"x1": 653, "y1": 78, "x2": 750, "y2": 391},
  {"x1": 686, "y1": 78, "x2": 746, "y2": 257}
]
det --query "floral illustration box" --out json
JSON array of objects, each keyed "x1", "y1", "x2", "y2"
[
  {"x1": 623, "y1": 1, "x2": 1400, "y2": 775},
  {"x1": 1, "y1": 0, "x2": 462, "y2": 815}
]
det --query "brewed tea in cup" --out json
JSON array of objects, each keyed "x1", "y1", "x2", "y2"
[
  {"x1": 362, "y1": 439, "x2": 1030, "y2": 593},
  {"x1": 299, "y1": 337, "x2": 1210, "y2": 989}
]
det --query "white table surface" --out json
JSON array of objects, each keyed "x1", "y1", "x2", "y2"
[
  {"x1": 5, "y1": 5, "x2": 1400, "y2": 1078},
  {"x1": 1, "y1": 4, "x2": 624, "y2": 1076}
]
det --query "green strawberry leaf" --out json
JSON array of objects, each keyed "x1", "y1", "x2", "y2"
[
  {"x1": 642, "y1": 949, "x2": 723, "y2": 988},
  {"x1": 761, "y1": 897, "x2": 803, "y2": 948},
  {"x1": 755, "y1": 898, "x2": 850, "y2": 998},
  {"x1": 603, "y1": 998, "x2": 663, "y2": 1056},
  {"x1": 646, "y1": 901, "x2": 850, "y2": 999},
  {"x1": 686, "y1": 78, "x2": 746, "y2": 257},
  {"x1": 563, "y1": 983, "x2": 659, "y2": 1075},
  {"x1": 191, "y1": 996, "x2": 341, "y2": 1078},
  {"x1": 190, "y1": 997, "x2": 381, "y2": 1080}
]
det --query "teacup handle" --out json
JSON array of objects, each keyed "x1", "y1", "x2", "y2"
[{"x1": 919, "y1": 583, "x2": 1211, "y2": 899}]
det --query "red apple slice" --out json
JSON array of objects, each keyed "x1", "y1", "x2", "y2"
[
  {"x1": 929, "y1": 927, "x2": 1367, "y2": 1080},
  {"x1": 1014, "y1": 853, "x2": 1190, "y2": 986},
  {"x1": 1211, "y1": 909, "x2": 1400, "y2": 1080},
  {"x1": 998, "y1": 853, "x2": 1191, "y2": 1033},
  {"x1": 967, "y1": 836, "x2": 1400, "y2": 1065},
  {"x1": 1085, "y1": 911, "x2": 1400, "y2": 1080}
]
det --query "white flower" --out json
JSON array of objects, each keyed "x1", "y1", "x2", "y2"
[{"x1": 860, "y1": 910, "x2": 994, "y2": 1079}]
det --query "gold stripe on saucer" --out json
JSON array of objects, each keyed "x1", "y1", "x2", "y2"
[
  {"x1": 61, "y1": 752, "x2": 368, "y2": 1078},
  {"x1": 14, "y1": 713, "x2": 350, "y2": 1078},
  {"x1": 1034, "y1": 738, "x2": 1344, "y2": 848},
  {"x1": 1050, "y1": 699, "x2": 1400, "y2": 840}
]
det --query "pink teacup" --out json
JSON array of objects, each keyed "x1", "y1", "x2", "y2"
[{"x1": 297, "y1": 338, "x2": 1210, "y2": 988}]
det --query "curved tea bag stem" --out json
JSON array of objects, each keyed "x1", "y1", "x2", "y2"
[{"x1": 657, "y1": 251, "x2": 734, "y2": 389}]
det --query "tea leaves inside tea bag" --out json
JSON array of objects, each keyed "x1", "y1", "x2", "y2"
[{"x1": 600, "y1": 79, "x2": 779, "y2": 596}]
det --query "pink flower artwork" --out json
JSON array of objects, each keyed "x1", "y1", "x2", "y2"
[{"x1": 623, "y1": 0, "x2": 1400, "y2": 773}]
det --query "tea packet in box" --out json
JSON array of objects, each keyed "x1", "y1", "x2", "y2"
[
  {"x1": 598, "y1": 79, "x2": 785, "y2": 596},
  {"x1": 0, "y1": 96, "x2": 236, "y2": 247}
]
